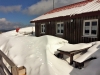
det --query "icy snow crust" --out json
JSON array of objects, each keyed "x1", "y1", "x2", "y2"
[{"x1": 0, "y1": 28, "x2": 100, "y2": 75}]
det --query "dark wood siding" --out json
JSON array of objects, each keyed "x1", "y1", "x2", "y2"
[
  {"x1": 98, "y1": 16, "x2": 100, "y2": 41},
  {"x1": 35, "y1": 15, "x2": 100, "y2": 44},
  {"x1": 35, "y1": 22, "x2": 40, "y2": 37}
]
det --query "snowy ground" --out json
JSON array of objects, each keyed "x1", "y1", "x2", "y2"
[{"x1": 0, "y1": 26, "x2": 100, "y2": 75}]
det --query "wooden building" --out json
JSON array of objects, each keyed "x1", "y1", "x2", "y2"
[{"x1": 30, "y1": 0, "x2": 100, "y2": 44}]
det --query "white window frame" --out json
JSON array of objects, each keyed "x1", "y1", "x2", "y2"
[
  {"x1": 41, "y1": 24, "x2": 45, "y2": 33},
  {"x1": 56, "y1": 22, "x2": 64, "y2": 35},
  {"x1": 83, "y1": 19, "x2": 98, "y2": 37}
]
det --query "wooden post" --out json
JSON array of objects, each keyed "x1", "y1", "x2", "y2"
[
  {"x1": 70, "y1": 53, "x2": 74, "y2": 65},
  {"x1": 11, "y1": 66, "x2": 18, "y2": 75},
  {"x1": 0, "y1": 50, "x2": 26, "y2": 75},
  {"x1": 18, "y1": 66, "x2": 26, "y2": 75}
]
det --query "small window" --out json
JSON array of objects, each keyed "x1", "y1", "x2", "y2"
[
  {"x1": 92, "y1": 21, "x2": 97, "y2": 26},
  {"x1": 56, "y1": 22, "x2": 64, "y2": 34},
  {"x1": 91, "y1": 30, "x2": 96, "y2": 35},
  {"x1": 85, "y1": 30, "x2": 89, "y2": 35},
  {"x1": 85, "y1": 22, "x2": 90, "y2": 26},
  {"x1": 41, "y1": 24, "x2": 45, "y2": 33},
  {"x1": 83, "y1": 19, "x2": 98, "y2": 37}
]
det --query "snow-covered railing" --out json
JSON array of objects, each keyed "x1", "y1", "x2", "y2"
[{"x1": 0, "y1": 50, "x2": 26, "y2": 75}]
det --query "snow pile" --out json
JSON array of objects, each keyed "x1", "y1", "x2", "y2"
[
  {"x1": 58, "y1": 43, "x2": 93, "y2": 52},
  {"x1": 3, "y1": 26, "x2": 35, "y2": 36},
  {"x1": 18, "y1": 26, "x2": 35, "y2": 35},
  {"x1": 0, "y1": 27, "x2": 100, "y2": 75}
]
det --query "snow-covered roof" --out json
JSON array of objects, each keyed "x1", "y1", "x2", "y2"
[{"x1": 31, "y1": 0, "x2": 100, "y2": 22}]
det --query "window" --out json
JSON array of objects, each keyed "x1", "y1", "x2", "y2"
[
  {"x1": 41, "y1": 24, "x2": 45, "y2": 33},
  {"x1": 56, "y1": 22, "x2": 64, "y2": 34},
  {"x1": 83, "y1": 19, "x2": 98, "y2": 37}
]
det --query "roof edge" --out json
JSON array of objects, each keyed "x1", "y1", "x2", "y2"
[
  {"x1": 30, "y1": 20, "x2": 35, "y2": 23},
  {"x1": 44, "y1": 0, "x2": 93, "y2": 14}
]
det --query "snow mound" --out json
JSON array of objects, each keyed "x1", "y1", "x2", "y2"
[{"x1": 0, "y1": 27, "x2": 100, "y2": 75}]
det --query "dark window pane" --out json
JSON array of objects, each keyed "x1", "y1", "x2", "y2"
[
  {"x1": 57, "y1": 24, "x2": 60, "y2": 27},
  {"x1": 91, "y1": 30, "x2": 96, "y2": 35},
  {"x1": 61, "y1": 24, "x2": 63, "y2": 27},
  {"x1": 44, "y1": 29, "x2": 45, "y2": 32},
  {"x1": 44, "y1": 25, "x2": 45, "y2": 27},
  {"x1": 57, "y1": 30, "x2": 60, "y2": 33},
  {"x1": 85, "y1": 30, "x2": 89, "y2": 34},
  {"x1": 42, "y1": 29, "x2": 43, "y2": 32},
  {"x1": 92, "y1": 21, "x2": 97, "y2": 26},
  {"x1": 61, "y1": 30, "x2": 63, "y2": 33},
  {"x1": 85, "y1": 22, "x2": 90, "y2": 26}
]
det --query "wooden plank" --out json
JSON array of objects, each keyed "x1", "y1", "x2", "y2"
[
  {"x1": 0, "y1": 55, "x2": 6, "y2": 75},
  {"x1": 75, "y1": 18, "x2": 77, "y2": 43},
  {"x1": 79, "y1": 18, "x2": 81, "y2": 43},
  {"x1": 58, "y1": 50, "x2": 70, "y2": 56},
  {"x1": 70, "y1": 21, "x2": 72, "y2": 43},
  {"x1": 0, "y1": 50, "x2": 15, "y2": 66},
  {"x1": 66, "y1": 21, "x2": 69, "y2": 41},
  {"x1": 78, "y1": 18, "x2": 80, "y2": 43},
  {"x1": 97, "y1": 16, "x2": 100, "y2": 41},
  {"x1": 64, "y1": 21, "x2": 66, "y2": 39},
  {"x1": 67, "y1": 21, "x2": 69, "y2": 42},
  {"x1": 73, "y1": 19, "x2": 75, "y2": 43},
  {"x1": 68, "y1": 20, "x2": 70, "y2": 43},
  {"x1": 2, "y1": 61, "x2": 11, "y2": 75},
  {"x1": 0, "y1": 66, "x2": 6, "y2": 75},
  {"x1": 80, "y1": 17, "x2": 83, "y2": 43},
  {"x1": 72, "y1": 20, "x2": 74, "y2": 43},
  {"x1": 75, "y1": 18, "x2": 77, "y2": 44},
  {"x1": 0, "y1": 50, "x2": 19, "y2": 75},
  {"x1": 0, "y1": 50, "x2": 27, "y2": 75}
]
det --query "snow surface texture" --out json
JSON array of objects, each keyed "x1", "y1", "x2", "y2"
[{"x1": 0, "y1": 26, "x2": 100, "y2": 75}]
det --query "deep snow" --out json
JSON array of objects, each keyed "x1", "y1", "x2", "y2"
[{"x1": 0, "y1": 26, "x2": 100, "y2": 75}]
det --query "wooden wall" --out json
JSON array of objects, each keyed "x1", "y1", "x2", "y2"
[
  {"x1": 65, "y1": 16, "x2": 100, "y2": 44},
  {"x1": 35, "y1": 15, "x2": 100, "y2": 44}
]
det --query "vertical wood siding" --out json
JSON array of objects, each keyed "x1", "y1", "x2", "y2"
[{"x1": 35, "y1": 16, "x2": 100, "y2": 44}]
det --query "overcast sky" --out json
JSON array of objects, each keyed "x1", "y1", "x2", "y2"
[{"x1": 0, "y1": 0, "x2": 84, "y2": 30}]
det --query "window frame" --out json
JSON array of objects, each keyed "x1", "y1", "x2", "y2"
[
  {"x1": 56, "y1": 22, "x2": 64, "y2": 35},
  {"x1": 41, "y1": 23, "x2": 45, "y2": 33},
  {"x1": 83, "y1": 19, "x2": 98, "y2": 37}
]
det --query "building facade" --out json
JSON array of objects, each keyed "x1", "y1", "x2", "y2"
[{"x1": 31, "y1": 0, "x2": 100, "y2": 44}]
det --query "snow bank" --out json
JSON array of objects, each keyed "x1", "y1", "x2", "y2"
[
  {"x1": 0, "y1": 27, "x2": 100, "y2": 75},
  {"x1": 0, "y1": 33, "x2": 70, "y2": 75}
]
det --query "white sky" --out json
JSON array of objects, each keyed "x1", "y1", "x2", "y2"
[{"x1": 24, "y1": 0, "x2": 84, "y2": 15}]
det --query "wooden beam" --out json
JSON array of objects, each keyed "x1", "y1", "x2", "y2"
[
  {"x1": 0, "y1": 66, "x2": 6, "y2": 75},
  {"x1": 70, "y1": 53, "x2": 74, "y2": 65},
  {"x1": 0, "y1": 50, "x2": 15, "y2": 66}
]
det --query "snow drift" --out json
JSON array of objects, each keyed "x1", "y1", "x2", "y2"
[{"x1": 0, "y1": 27, "x2": 100, "y2": 75}]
